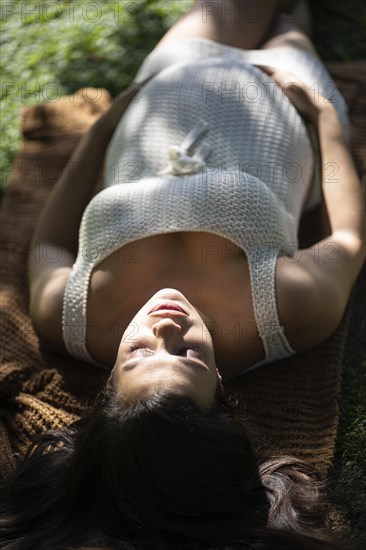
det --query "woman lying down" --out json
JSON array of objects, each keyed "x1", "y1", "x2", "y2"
[{"x1": 1, "y1": 1, "x2": 364, "y2": 549}]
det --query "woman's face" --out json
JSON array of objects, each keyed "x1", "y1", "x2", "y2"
[{"x1": 110, "y1": 288, "x2": 222, "y2": 409}]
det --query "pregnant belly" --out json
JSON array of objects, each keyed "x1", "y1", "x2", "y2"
[{"x1": 105, "y1": 56, "x2": 311, "y2": 195}]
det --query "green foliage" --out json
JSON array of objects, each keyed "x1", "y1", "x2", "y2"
[
  {"x1": 332, "y1": 275, "x2": 366, "y2": 539},
  {"x1": 0, "y1": 0, "x2": 194, "y2": 188}
]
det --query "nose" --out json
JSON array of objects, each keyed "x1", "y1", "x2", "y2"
[{"x1": 152, "y1": 318, "x2": 183, "y2": 352}]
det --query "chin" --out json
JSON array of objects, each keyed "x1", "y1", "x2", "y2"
[{"x1": 153, "y1": 288, "x2": 188, "y2": 300}]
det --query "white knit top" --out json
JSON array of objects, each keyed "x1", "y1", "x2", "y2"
[{"x1": 62, "y1": 38, "x2": 349, "y2": 370}]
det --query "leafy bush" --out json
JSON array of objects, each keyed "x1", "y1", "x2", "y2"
[{"x1": 0, "y1": 0, "x2": 194, "y2": 188}]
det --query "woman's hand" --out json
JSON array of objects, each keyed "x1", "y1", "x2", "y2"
[{"x1": 257, "y1": 66, "x2": 337, "y2": 130}]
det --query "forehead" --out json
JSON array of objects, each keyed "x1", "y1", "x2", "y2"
[
  {"x1": 114, "y1": 356, "x2": 216, "y2": 407},
  {"x1": 119, "y1": 353, "x2": 209, "y2": 372},
  {"x1": 116, "y1": 372, "x2": 206, "y2": 407}
]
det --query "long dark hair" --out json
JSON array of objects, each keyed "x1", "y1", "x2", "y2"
[{"x1": 0, "y1": 385, "x2": 347, "y2": 549}]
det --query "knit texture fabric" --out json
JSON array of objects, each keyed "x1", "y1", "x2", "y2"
[
  {"x1": 62, "y1": 41, "x2": 349, "y2": 367},
  {"x1": 0, "y1": 62, "x2": 364, "y2": 492}
]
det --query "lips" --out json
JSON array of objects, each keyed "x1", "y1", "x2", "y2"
[{"x1": 148, "y1": 302, "x2": 188, "y2": 315}]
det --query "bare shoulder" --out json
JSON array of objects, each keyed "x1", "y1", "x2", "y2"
[
  {"x1": 29, "y1": 267, "x2": 71, "y2": 355},
  {"x1": 275, "y1": 252, "x2": 345, "y2": 352}
]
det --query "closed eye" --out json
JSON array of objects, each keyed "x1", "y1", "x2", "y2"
[
  {"x1": 180, "y1": 347, "x2": 203, "y2": 360},
  {"x1": 128, "y1": 346, "x2": 202, "y2": 359},
  {"x1": 121, "y1": 345, "x2": 208, "y2": 372},
  {"x1": 129, "y1": 347, "x2": 154, "y2": 356}
]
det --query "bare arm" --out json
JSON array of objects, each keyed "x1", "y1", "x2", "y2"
[
  {"x1": 269, "y1": 69, "x2": 366, "y2": 349},
  {"x1": 28, "y1": 82, "x2": 143, "y2": 263},
  {"x1": 28, "y1": 82, "x2": 146, "y2": 349}
]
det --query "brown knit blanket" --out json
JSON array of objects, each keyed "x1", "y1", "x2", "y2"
[{"x1": 0, "y1": 62, "x2": 365, "y2": 486}]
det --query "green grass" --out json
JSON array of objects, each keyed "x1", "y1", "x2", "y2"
[
  {"x1": 1, "y1": 0, "x2": 365, "y2": 540},
  {"x1": 0, "y1": 0, "x2": 195, "y2": 191},
  {"x1": 308, "y1": 0, "x2": 366, "y2": 540},
  {"x1": 331, "y1": 266, "x2": 366, "y2": 542}
]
